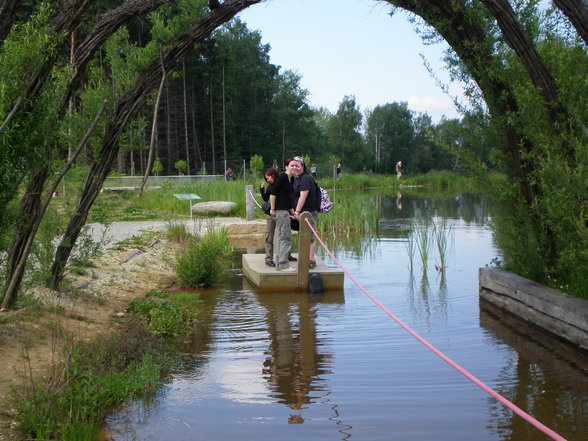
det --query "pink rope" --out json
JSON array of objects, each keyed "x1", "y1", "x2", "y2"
[
  {"x1": 305, "y1": 218, "x2": 567, "y2": 441},
  {"x1": 247, "y1": 188, "x2": 263, "y2": 210}
]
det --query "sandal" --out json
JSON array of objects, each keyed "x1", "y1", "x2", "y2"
[{"x1": 309, "y1": 259, "x2": 317, "y2": 269}]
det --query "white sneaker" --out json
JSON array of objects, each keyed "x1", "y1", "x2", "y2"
[{"x1": 280, "y1": 267, "x2": 296, "y2": 272}]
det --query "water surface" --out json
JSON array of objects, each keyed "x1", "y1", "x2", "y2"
[{"x1": 104, "y1": 192, "x2": 588, "y2": 441}]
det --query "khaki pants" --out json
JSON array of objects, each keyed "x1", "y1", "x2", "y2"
[
  {"x1": 264, "y1": 215, "x2": 276, "y2": 262},
  {"x1": 275, "y1": 210, "x2": 292, "y2": 270}
]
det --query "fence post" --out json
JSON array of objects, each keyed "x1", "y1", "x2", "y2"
[{"x1": 245, "y1": 185, "x2": 255, "y2": 221}]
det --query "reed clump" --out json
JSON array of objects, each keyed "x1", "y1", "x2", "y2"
[
  {"x1": 176, "y1": 227, "x2": 233, "y2": 288},
  {"x1": 407, "y1": 216, "x2": 453, "y2": 273}
]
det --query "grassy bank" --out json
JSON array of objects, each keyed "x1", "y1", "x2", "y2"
[
  {"x1": 9, "y1": 265, "x2": 212, "y2": 440},
  {"x1": 12, "y1": 319, "x2": 177, "y2": 441}
]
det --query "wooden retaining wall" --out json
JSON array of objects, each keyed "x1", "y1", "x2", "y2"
[{"x1": 479, "y1": 268, "x2": 588, "y2": 352}]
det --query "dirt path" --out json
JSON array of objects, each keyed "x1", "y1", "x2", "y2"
[{"x1": 0, "y1": 218, "x2": 264, "y2": 440}]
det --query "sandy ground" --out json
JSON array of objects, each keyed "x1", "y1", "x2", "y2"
[{"x1": 0, "y1": 217, "x2": 264, "y2": 440}]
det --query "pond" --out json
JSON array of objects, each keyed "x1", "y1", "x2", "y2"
[{"x1": 102, "y1": 192, "x2": 588, "y2": 441}]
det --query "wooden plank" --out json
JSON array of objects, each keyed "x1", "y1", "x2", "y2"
[
  {"x1": 480, "y1": 268, "x2": 588, "y2": 331},
  {"x1": 479, "y1": 268, "x2": 588, "y2": 351},
  {"x1": 296, "y1": 212, "x2": 312, "y2": 290}
]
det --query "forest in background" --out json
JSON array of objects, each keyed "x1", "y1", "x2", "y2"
[
  {"x1": 0, "y1": 0, "x2": 586, "y2": 307},
  {"x1": 105, "y1": 17, "x2": 464, "y2": 178}
]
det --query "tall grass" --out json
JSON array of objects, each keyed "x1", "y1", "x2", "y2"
[
  {"x1": 405, "y1": 228, "x2": 416, "y2": 272},
  {"x1": 407, "y1": 216, "x2": 453, "y2": 273},
  {"x1": 176, "y1": 227, "x2": 233, "y2": 287},
  {"x1": 413, "y1": 217, "x2": 433, "y2": 273},
  {"x1": 317, "y1": 191, "x2": 381, "y2": 239},
  {"x1": 433, "y1": 218, "x2": 453, "y2": 271}
]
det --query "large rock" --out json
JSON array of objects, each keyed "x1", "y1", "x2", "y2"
[
  {"x1": 191, "y1": 201, "x2": 236, "y2": 214},
  {"x1": 224, "y1": 221, "x2": 265, "y2": 237}
]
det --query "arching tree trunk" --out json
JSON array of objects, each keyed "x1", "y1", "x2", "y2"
[
  {"x1": 0, "y1": 0, "x2": 94, "y2": 135},
  {"x1": 2, "y1": 102, "x2": 106, "y2": 308},
  {"x1": 480, "y1": 0, "x2": 578, "y2": 157},
  {"x1": 0, "y1": 0, "x2": 20, "y2": 46},
  {"x1": 60, "y1": 0, "x2": 181, "y2": 113},
  {"x1": 552, "y1": 0, "x2": 588, "y2": 45},
  {"x1": 48, "y1": 0, "x2": 260, "y2": 289}
]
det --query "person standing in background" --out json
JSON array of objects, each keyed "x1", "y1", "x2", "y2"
[{"x1": 396, "y1": 161, "x2": 403, "y2": 180}]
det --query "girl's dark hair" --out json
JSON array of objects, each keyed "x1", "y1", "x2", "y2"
[
  {"x1": 284, "y1": 158, "x2": 294, "y2": 167},
  {"x1": 264, "y1": 168, "x2": 279, "y2": 179}
]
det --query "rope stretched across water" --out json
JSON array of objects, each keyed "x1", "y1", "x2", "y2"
[
  {"x1": 304, "y1": 217, "x2": 567, "y2": 441},
  {"x1": 248, "y1": 188, "x2": 264, "y2": 210}
]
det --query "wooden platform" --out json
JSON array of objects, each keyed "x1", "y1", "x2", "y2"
[{"x1": 242, "y1": 253, "x2": 344, "y2": 292}]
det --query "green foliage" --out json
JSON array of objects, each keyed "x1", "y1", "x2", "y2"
[
  {"x1": 176, "y1": 227, "x2": 232, "y2": 287},
  {"x1": 325, "y1": 95, "x2": 366, "y2": 171},
  {"x1": 249, "y1": 154, "x2": 264, "y2": 177},
  {"x1": 129, "y1": 296, "x2": 199, "y2": 337},
  {"x1": 11, "y1": 324, "x2": 175, "y2": 441},
  {"x1": 152, "y1": 158, "x2": 164, "y2": 176},
  {"x1": 175, "y1": 159, "x2": 187, "y2": 175},
  {"x1": 166, "y1": 222, "x2": 189, "y2": 243}
]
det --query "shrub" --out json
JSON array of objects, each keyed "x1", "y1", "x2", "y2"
[
  {"x1": 176, "y1": 227, "x2": 232, "y2": 287},
  {"x1": 128, "y1": 297, "x2": 198, "y2": 337}
]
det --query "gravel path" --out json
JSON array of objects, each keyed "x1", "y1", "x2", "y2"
[{"x1": 84, "y1": 217, "x2": 259, "y2": 249}]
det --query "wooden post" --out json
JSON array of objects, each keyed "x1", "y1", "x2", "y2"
[
  {"x1": 296, "y1": 212, "x2": 311, "y2": 290},
  {"x1": 245, "y1": 184, "x2": 255, "y2": 220}
]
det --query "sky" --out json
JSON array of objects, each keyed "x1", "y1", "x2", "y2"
[{"x1": 239, "y1": 0, "x2": 465, "y2": 123}]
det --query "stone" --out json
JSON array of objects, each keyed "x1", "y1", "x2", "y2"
[{"x1": 191, "y1": 201, "x2": 236, "y2": 214}]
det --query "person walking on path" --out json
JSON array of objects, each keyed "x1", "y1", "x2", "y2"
[
  {"x1": 269, "y1": 159, "x2": 297, "y2": 272},
  {"x1": 396, "y1": 161, "x2": 403, "y2": 180},
  {"x1": 291, "y1": 156, "x2": 319, "y2": 269},
  {"x1": 260, "y1": 168, "x2": 279, "y2": 267}
]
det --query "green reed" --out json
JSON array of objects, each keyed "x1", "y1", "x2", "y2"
[
  {"x1": 316, "y1": 191, "x2": 381, "y2": 239},
  {"x1": 413, "y1": 217, "x2": 433, "y2": 272},
  {"x1": 433, "y1": 218, "x2": 453, "y2": 272},
  {"x1": 405, "y1": 227, "x2": 416, "y2": 272},
  {"x1": 407, "y1": 216, "x2": 453, "y2": 273}
]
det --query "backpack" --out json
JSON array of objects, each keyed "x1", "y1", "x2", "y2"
[{"x1": 314, "y1": 182, "x2": 333, "y2": 213}]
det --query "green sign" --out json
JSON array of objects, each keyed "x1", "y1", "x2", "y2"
[
  {"x1": 173, "y1": 193, "x2": 201, "y2": 219},
  {"x1": 173, "y1": 193, "x2": 201, "y2": 201}
]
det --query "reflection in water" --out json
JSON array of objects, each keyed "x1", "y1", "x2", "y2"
[
  {"x1": 479, "y1": 301, "x2": 588, "y2": 441},
  {"x1": 257, "y1": 291, "x2": 342, "y2": 421},
  {"x1": 406, "y1": 270, "x2": 450, "y2": 328}
]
